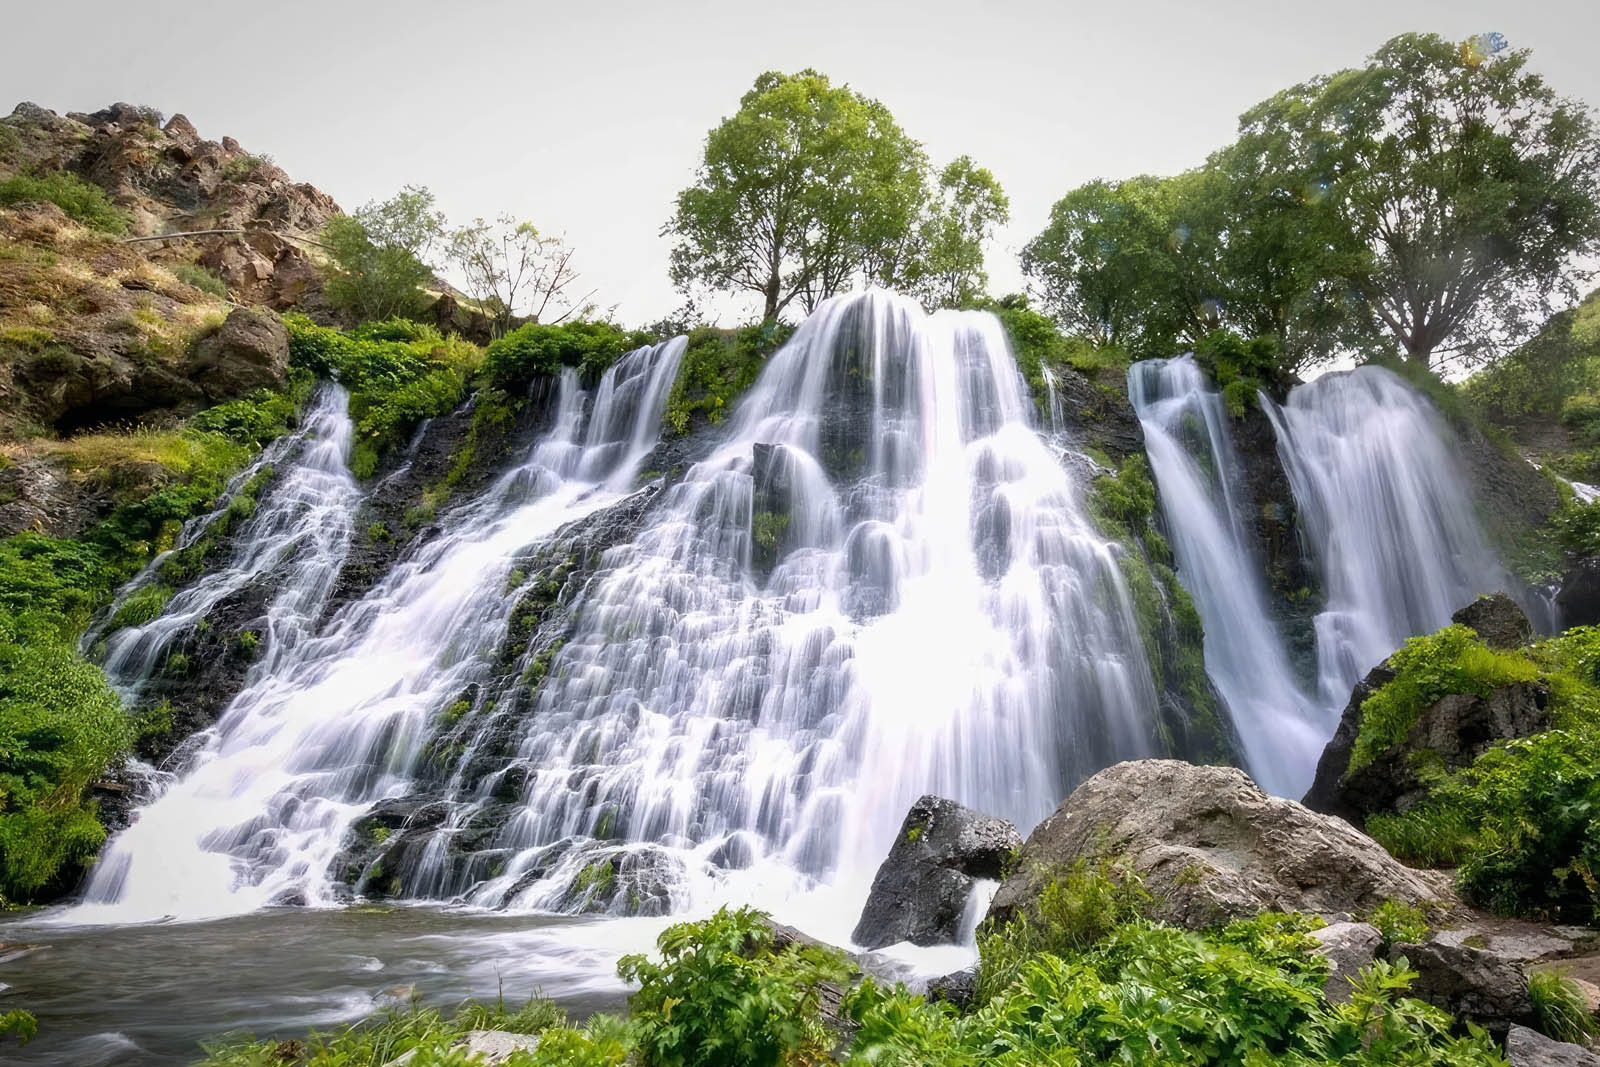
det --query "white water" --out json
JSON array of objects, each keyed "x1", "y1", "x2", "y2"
[
  {"x1": 70, "y1": 340, "x2": 685, "y2": 924},
  {"x1": 1129, "y1": 358, "x2": 1328, "y2": 795},
  {"x1": 1266, "y1": 366, "x2": 1521, "y2": 709}
]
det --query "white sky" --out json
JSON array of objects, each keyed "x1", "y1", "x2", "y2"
[{"x1": 5, "y1": 0, "x2": 1597, "y2": 325}]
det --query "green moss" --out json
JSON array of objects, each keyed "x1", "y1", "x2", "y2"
[
  {"x1": 574, "y1": 857, "x2": 616, "y2": 897},
  {"x1": 107, "y1": 583, "x2": 173, "y2": 631}
]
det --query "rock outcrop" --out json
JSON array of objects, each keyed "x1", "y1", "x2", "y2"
[
  {"x1": 1506, "y1": 1024, "x2": 1600, "y2": 1067},
  {"x1": 1393, "y1": 937, "x2": 1536, "y2": 1037},
  {"x1": 1304, "y1": 596, "x2": 1546, "y2": 823},
  {"x1": 987, "y1": 760, "x2": 1451, "y2": 932},
  {"x1": 1309, "y1": 921, "x2": 1384, "y2": 1005},
  {"x1": 852, "y1": 795, "x2": 1020, "y2": 950},
  {"x1": 186, "y1": 307, "x2": 290, "y2": 397}
]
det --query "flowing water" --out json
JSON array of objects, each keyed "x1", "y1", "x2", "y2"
[
  {"x1": 1128, "y1": 358, "x2": 1328, "y2": 795},
  {"x1": 1266, "y1": 365, "x2": 1523, "y2": 710}
]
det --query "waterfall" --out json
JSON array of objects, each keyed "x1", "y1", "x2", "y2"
[
  {"x1": 1266, "y1": 366, "x2": 1520, "y2": 710},
  {"x1": 436, "y1": 292, "x2": 1158, "y2": 924},
  {"x1": 70, "y1": 340, "x2": 685, "y2": 923},
  {"x1": 93, "y1": 385, "x2": 362, "y2": 697},
  {"x1": 1128, "y1": 358, "x2": 1328, "y2": 795}
]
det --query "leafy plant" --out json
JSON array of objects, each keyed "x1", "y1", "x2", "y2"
[
  {"x1": 1367, "y1": 899, "x2": 1430, "y2": 949},
  {"x1": 1529, "y1": 968, "x2": 1598, "y2": 1044}
]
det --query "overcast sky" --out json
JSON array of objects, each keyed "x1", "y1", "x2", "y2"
[{"x1": 6, "y1": 0, "x2": 1597, "y2": 325}]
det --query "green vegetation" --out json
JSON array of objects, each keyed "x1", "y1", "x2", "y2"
[
  {"x1": 664, "y1": 323, "x2": 791, "y2": 436},
  {"x1": 173, "y1": 262, "x2": 227, "y2": 298},
  {"x1": 1023, "y1": 33, "x2": 1600, "y2": 374},
  {"x1": 1366, "y1": 899, "x2": 1430, "y2": 950},
  {"x1": 1363, "y1": 625, "x2": 1600, "y2": 922},
  {"x1": 285, "y1": 315, "x2": 483, "y2": 478},
  {"x1": 1530, "y1": 968, "x2": 1599, "y2": 1044},
  {"x1": 322, "y1": 186, "x2": 445, "y2": 322},
  {"x1": 0, "y1": 171, "x2": 127, "y2": 234},
  {"x1": 1349, "y1": 625, "x2": 1539, "y2": 773},
  {"x1": 986, "y1": 295, "x2": 1129, "y2": 412},
  {"x1": 482, "y1": 320, "x2": 651, "y2": 391},
  {"x1": 0, "y1": 1009, "x2": 36, "y2": 1049},
  {"x1": 666, "y1": 69, "x2": 1007, "y2": 320},
  {"x1": 1192, "y1": 329, "x2": 1282, "y2": 417}
]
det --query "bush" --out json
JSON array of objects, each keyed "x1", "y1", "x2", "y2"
[
  {"x1": 1350, "y1": 625, "x2": 1538, "y2": 773},
  {"x1": 1193, "y1": 329, "x2": 1280, "y2": 417},
  {"x1": 0, "y1": 613, "x2": 133, "y2": 902},
  {"x1": 1367, "y1": 899, "x2": 1430, "y2": 950},
  {"x1": 618, "y1": 906, "x2": 852, "y2": 1067},
  {"x1": 190, "y1": 387, "x2": 303, "y2": 446},
  {"x1": 173, "y1": 262, "x2": 227, "y2": 298},
  {"x1": 0, "y1": 171, "x2": 128, "y2": 234},
  {"x1": 483, "y1": 320, "x2": 652, "y2": 391},
  {"x1": 663, "y1": 322, "x2": 788, "y2": 436}
]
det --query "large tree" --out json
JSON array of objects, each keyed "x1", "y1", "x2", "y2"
[
  {"x1": 1234, "y1": 32, "x2": 1600, "y2": 369},
  {"x1": 666, "y1": 70, "x2": 928, "y2": 322},
  {"x1": 447, "y1": 215, "x2": 588, "y2": 338}
]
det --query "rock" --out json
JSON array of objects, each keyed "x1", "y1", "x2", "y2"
[
  {"x1": 1302, "y1": 664, "x2": 1395, "y2": 823},
  {"x1": 1394, "y1": 937, "x2": 1535, "y2": 1036},
  {"x1": 1310, "y1": 921, "x2": 1384, "y2": 1005},
  {"x1": 385, "y1": 1030, "x2": 541, "y2": 1066},
  {"x1": 1505, "y1": 1025, "x2": 1600, "y2": 1066},
  {"x1": 852, "y1": 795, "x2": 1021, "y2": 950},
  {"x1": 186, "y1": 307, "x2": 290, "y2": 397},
  {"x1": 925, "y1": 966, "x2": 979, "y2": 1011},
  {"x1": 1454, "y1": 593, "x2": 1534, "y2": 650},
  {"x1": 988, "y1": 761, "x2": 1450, "y2": 932},
  {"x1": 1558, "y1": 559, "x2": 1600, "y2": 630}
]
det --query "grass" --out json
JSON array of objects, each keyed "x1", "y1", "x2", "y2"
[
  {"x1": 0, "y1": 172, "x2": 127, "y2": 234},
  {"x1": 1530, "y1": 968, "x2": 1599, "y2": 1044}
]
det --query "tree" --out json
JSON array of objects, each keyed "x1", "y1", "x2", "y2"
[
  {"x1": 1233, "y1": 32, "x2": 1600, "y2": 369},
  {"x1": 666, "y1": 70, "x2": 928, "y2": 322},
  {"x1": 447, "y1": 215, "x2": 588, "y2": 338},
  {"x1": 894, "y1": 156, "x2": 1010, "y2": 310},
  {"x1": 322, "y1": 185, "x2": 445, "y2": 321}
]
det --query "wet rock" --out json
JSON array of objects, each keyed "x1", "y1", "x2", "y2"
[
  {"x1": 1505, "y1": 1025, "x2": 1600, "y2": 1067},
  {"x1": 1558, "y1": 559, "x2": 1600, "y2": 630},
  {"x1": 1394, "y1": 937, "x2": 1535, "y2": 1037},
  {"x1": 1454, "y1": 593, "x2": 1535, "y2": 650},
  {"x1": 852, "y1": 795, "x2": 1021, "y2": 950},
  {"x1": 989, "y1": 760, "x2": 1451, "y2": 932},
  {"x1": 186, "y1": 307, "x2": 290, "y2": 397},
  {"x1": 1310, "y1": 921, "x2": 1383, "y2": 1005},
  {"x1": 563, "y1": 845, "x2": 685, "y2": 917},
  {"x1": 926, "y1": 966, "x2": 979, "y2": 1011}
]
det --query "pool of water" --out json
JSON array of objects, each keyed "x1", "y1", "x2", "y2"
[{"x1": 0, "y1": 906, "x2": 662, "y2": 1065}]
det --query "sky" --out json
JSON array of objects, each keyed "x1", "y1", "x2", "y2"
[{"x1": 5, "y1": 0, "x2": 1598, "y2": 326}]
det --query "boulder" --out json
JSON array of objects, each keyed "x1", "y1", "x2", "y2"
[
  {"x1": 1558, "y1": 559, "x2": 1600, "y2": 630},
  {"x1": 1394, "y1": 937, "x2": 1535, "y2": 1036},
  {"x1": 1302, "y1": 664, "x2": 1395, "y2": 823},
  {"x1": 386, "y1": 1030, "x2": 541, "y2": 1066},
  {"x1": 1454, "y1": 593, "x2": 1534, "y2": 650},
  {"x1": 1506, "y1": 1026, "x2": 1600, "y2": 1067},
  {"x1": 186, "y1": 307, "x2": 290, "y2": 397},
  {"x1": 988, "y1": 761, "x2": 1450, "y2": 932},
  {"x1": 1310, "y1": 921, "x2": 1384, "y2": 1005},
  {"x1": 925, "y1": 966, "x2": 979, "y2": 1011},
  {"x1": 852, "y1": 795, "x2": 1021, "y2": 950}
]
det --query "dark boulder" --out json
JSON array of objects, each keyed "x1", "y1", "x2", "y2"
[
  {"x1": 989, "y1": 761, "x2": 1450, "y2": 932},
  {"x1": 852, "y1": 795, "x2": 1021, "y2": 950},
  {"x1": 925, "y1": 966, "x2": 979, "y2": 1011},
  {"x1": 1558, "y1": 559, "x2": 1600, "y2": 630},
  {"x1": 186, "y1": 306, "x2": 289, "y2": 397},
  {"x1": 1454, "y1": 593, "x2": 1534, "y2": 650},
  {"x1": 1506, "y1": 1024, "x2": 1600, "y2": 1067},
  {"x1": 1394, "y1": 937, "x2": 1535, "y2": 1037}
]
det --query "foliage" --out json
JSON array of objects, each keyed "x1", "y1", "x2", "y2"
[
  {"x1": 0, "y1": 171, "x2": 127, "y2": 234},
  {"x1": 1462, "y1": 289, "x2": 1600, "y2": 426},
  {"x1": 1350, "y1": 624, "x2": 1538, "y2": 773},
  {"x1": 666, "y1": 69, "x2": 929, "y2": 321},
  {"x1": 618, "y1": 906, "x2": 853, "y2": 1067},
  {"x1": 894, "y1": 155, "x2": 1010, "y2": 310},
  {"x1": 0, "y1": 612, "x2": 133, "y2": 902},
  {"x1": 1230, "y1": 32, "x2": 1600, "y2": 369},
  {"x1": 0, "y1": 1009, "x2": 36, "y2": 1047},
  {"x1": 1192, "y1": 329, "x2": 1282, "y2": 417},
  {"x1": 283, "y1": 315, "x2": 481, "y2": 477},
  {"x1": 448, "y1": 216, "x2": 586, "y2": 338},
  {"x1": 190, "y1": 386, "x2": 303, "y2": 446},
  {"x1": 1529, "y1": 968, "x2": 1599, "y2": 1044},
  {"x1": 482, "y1": 320, "x2": 651, "y2": 390},
  {"x1": 984, "y1": 295, "x2": 1129, "y2": 411},
  {"x1": 664, "y1": 322, "x2": 791, "y2": 436},
  {"x1": 321, "y1": 185, "x2": 445, "y2": 322},
  {"x1": 1366, "y1": 899, "x2": 1430, "y2": 950},
  {"x1": 173, "y1": 261, "x2": 227, "y2": 298}
]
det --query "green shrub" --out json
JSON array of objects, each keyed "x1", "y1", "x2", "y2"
[
  {"x1": 663, "y1": 322, "x2": 788, "y2": 436},
  {"x1": 618, "y1": 906, "x2": 852, "y2": 1067},
  {"x1": 1530, "y1": 968, "x2": 1598, "y2": 1044},
  {"x1": 0, "y1": 613, "x2": 133, "y2": 902},
  {"x1": 108, "y1": 582, "x2": 173, "y2": 631},
  {"x1": 1351, "y1": 625, "x2": 1539, "y2": 773},
  {"x1": 190, "y1": 387, "x2": 303, "y2": 446},
  {"x1": 483, "y1": 320, "x2": 653, "y2": 391},
  {"x1": 0, "y1": 171, "x2": 127, "y2": 234},
  {"x1": 173, "y1": 262, "x2": 227, "y2": 298},
  {"x1": 1194, "y1": 329, "x2": 1280, "y2": 416},
  {"x1": 1086, "y1": 453, "x2": 1158, "y2": 540},
  {"x1": 1367, "y1": 899, "x2": 1430, "y2": 949}
]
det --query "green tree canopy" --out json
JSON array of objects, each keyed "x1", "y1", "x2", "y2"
[
  {"x1": 666, "y1": 70, "x2": 929, "y2": 321},
  {"x1": 895, "y1": 155, "x2": 1011, "y2": 311},
  {"x1": 322, "y1": 185, "x2": 446, "y2": 322}
]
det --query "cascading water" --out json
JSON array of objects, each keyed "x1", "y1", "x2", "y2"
[
  {"x1": 92, "y1": 385, "x2": 362, "y2": 698},
  {"x1": 1128, "y1": 358, "x2": 1328, "y2": 795},
  {"x1": 387, "y1": 292, "x2": 1163, "y2": 937},
  {"x1": 1266, "y1": 365, "x2": 1524, "y2": 710},
  {"x1": 71, "y1": 340, "x2": 685, "y2": 923}
]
